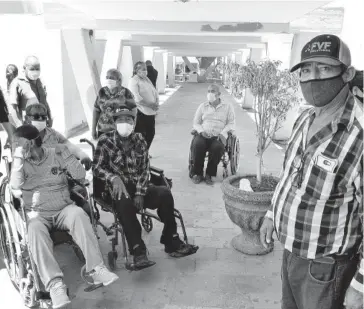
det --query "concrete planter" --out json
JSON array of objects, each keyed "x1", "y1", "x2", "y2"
[{"x1": 221, "y1": 174, "x2": 278, "y2": 255}]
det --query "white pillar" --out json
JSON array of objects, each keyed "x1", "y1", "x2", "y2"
[
  {"x1": 131, "y1": 45, "x2": 144, "y2": 64},
  {"x1": 340, "y1": 0, "x2": 364, "y2": 68},
  {"x1": 289, "y1": 32, "x2": 320, "y2": 71},
  {"x1": 119, "y1": 46, "x2": 134, "y2": 88},
  {"x1": 167, "y1": 54, "x2": 175, "y2": 87},
  {"x1": 153, "y1": 50, "x2": 166, "y2": 94}
]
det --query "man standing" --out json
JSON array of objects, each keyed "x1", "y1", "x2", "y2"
[
  {"x1": 146, "y1": 60, "x2": 158, "y2": 89},
  {"x1": 260, "y1": 34, "x2": 363, "y2": 309},
  {"x1": 8, "y1": 56, "x2": 52, "y2": 128},
  {"x1": 191, "y1": 84, "x2": 235, "y2": 185}
]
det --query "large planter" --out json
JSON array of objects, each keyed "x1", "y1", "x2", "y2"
[{"x1": 221, "y1": 174, "x2": 278, "y2": 255}]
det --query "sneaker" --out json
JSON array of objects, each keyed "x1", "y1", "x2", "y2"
[
  {"x1": 192, "y1": 175, "x2": 203, "y2": 184},
  {"x1": 49, "y1": 280, "x2": 71, "y2": 309},
  {"x1": 90, "y1": 265, "x2": 119, "y2": 286},
  {"x1": 205, "y1": 174, "x2": 214, "y2": 186}
]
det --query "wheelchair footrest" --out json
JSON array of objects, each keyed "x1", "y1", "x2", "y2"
[
  {"x1": 35, "y1": 291, "x2": 51, "y2": 300},
  {"x1": 125, "y1": 260, "x2": 156, "y2": 271},
  {"x1": 84, "y1": 283, "x2": 103, "y2": 292}
]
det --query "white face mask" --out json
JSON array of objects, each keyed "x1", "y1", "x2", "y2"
[
  {"x1": 105, "y1": 79, "x2": 118, "y2": 89},
  {"x1": 31, "y1": 120, "x2": 47, "y2": 132},
  {"x1": 27, "y1": 70, "x2": 40, "y2": 81},
  {"x1": 116, "y1": 123, "x2": 133, "y2": 137},
  {"x1": 207, "y1": 93, "x2": 216, "y2": 102}
]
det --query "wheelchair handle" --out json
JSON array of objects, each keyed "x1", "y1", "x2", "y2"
[{"x1": 80, "y1": 138, "x2": 95, "y2": 155}]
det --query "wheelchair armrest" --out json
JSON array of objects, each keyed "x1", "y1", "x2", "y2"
[{"x1": 150, "y1": 165, "x2": 164, "y2": 174}]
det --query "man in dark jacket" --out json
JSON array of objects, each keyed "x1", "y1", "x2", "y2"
[{"x1": 146, "y1": 60, "x2": 158, "y2": 89}]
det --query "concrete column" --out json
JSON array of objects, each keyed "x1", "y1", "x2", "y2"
[
  {"x1": 62, "y1": 29, "x2": 100, "y2": 131},
  {"x1": 119, "y1": 46, "x2": 134, "y2": 88},
  {"x1": 153, "y1": 50, "x2": 166, "y2": 94},
  {"x1": 267, "y1": 34, "x2": 293, "y2": 70},
  {"x1": 289, "y1": 32, "x2": 319, "y2": 71},
  {"x1": 167, "y1": 54, "x2": 175, "y2": 87},
  {"x1": 100, "y1": 35, "x2": 124, "y2": 86},
  {"x1": 131, "y1": 45, "x2": 144, "y2": 64},
  {"x1": 340, "y1": 0, "x2": 364, "y2": 68}
]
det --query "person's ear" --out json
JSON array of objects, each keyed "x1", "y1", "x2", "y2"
[{"x1": 342, "y1": 66, "x2": 356, "y2": 83}]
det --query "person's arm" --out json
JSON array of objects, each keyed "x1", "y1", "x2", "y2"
[
  {"x1": 128, "y1": 78, "x2": 144, "y2": 103},
  {"x1": 92, "y1": 96, "x2": 101, "y2": 137},
  {"x1": 9, "y1": 157, "x2": 25, "y2": 191},
  {"x1": 55, "y1": 145, "x2": 85, "y2": 181},
  {"x1": 8, "y1": 81, "x2": 22, "y2": 127},
  {"x1": 124, "y1": 88, "x2": 137, "y2": 109},
  {"x1": 193, "y1": 104, "x2": 204, "y2": 133},
  {"x1": 220, "y1": 104, "x2": 236, "y2": 138},
  {"x1": 135, "y1": 136, "x2": 150, "y2": 196},
  {"x1": 39, "y1": 81, "x2": 52, "y2": 124}
]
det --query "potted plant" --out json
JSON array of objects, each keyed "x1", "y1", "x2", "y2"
[{"x1": 221, "y1": 59, "x2": 299, "y2": 255}]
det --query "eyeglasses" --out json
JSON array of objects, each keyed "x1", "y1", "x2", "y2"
[{"x1": 28, "y1": 114, "x2": 47, "y2": 121}]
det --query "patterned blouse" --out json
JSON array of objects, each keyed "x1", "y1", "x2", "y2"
[{"x1": 94, "y1": 86, "x2": 136, "y2": 133}]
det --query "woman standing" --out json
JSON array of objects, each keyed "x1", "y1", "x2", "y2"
[
  {"x1": 128, "y1": 61, "x2": 159, "y2": 150},
  {"x1": 92, "y1": 69, "x2": 136, "y2": 139}
]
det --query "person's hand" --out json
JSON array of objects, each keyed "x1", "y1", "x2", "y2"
[
  {"x1": 259, "y1": 217, "x2": 274, "y2": 249},
  {"x1": 92, "y1": 130, "x2": 98, "y2": 140},
  {"x1": 344, "y1": 286, "x2": 363, "y2": 309},
  {"x1": 111, "y1": 177, "x2": 129, "y2": 200},
  {"x1": 134, "y1": 195, "x2": 144, "y2": 212},
  {"x1": 4, "y1": 136, "x2": 11, "y2": 149},
  {"x1": 218, "y1": 134, "x2": 227, "y2": 146},
  {"x1": 81, "y1": 156, "x2": 92, "y2": 171},
  {"x1": 200, "y1": 132, "x2": 210, "y2": 139},
  {"x1": 151, "y1": 102, "x2": 159, "y2": 111}
]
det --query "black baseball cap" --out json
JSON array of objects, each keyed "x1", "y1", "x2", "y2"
[{"x1": 290, "y1": 34, "x2": 351, "y2": 72}]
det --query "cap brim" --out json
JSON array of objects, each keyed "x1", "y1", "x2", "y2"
[{"x1": 290, "y1": 56, "x2": 343, "y2": 72}]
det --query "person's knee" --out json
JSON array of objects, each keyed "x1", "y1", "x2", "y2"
[
  {"x1": 67, "y1": 206, "x2": 89, "y2": 224},
  {"x1": 158, "y1": 187, "x2": 174, "y2": 208},
  {"x1": 210, "y1": 141, "x2": 225, "y2": 156},
  {"x1": 28, "y1": 219, "x2": 49, "y2": 240},
  {"x1": 113, "y1": 196, "x2": 136, "y2": 217},
  {"x1": 191, "y1": 135, "x2": 206, "y2": 151}
]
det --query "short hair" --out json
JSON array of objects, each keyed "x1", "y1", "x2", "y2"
[
  {"x1": 132, "y1": 61, "x2": 146, "y2": 76},
  {"x1": 208, "y1": 84, "x2": 221, "y2": 93},
  {"x1": 145, "y1": 60, "x2": 152, "y2": 66},
  {"x1": 26, "y1": 103, "x2": 47, "y2": 115},
  {"x1": 24, "y1": 55, "x2": 40, "y2": 68},
  {"x1": 6, "y1": 64, "x2": 18, "y2": 78},
  {"x1": 14, "y1": 124, "x2": 42, "y2": 147},
  {"x1": 350, "y1": 70, "x2": 363, "y2": 92},
  {"x1": 106, "y1": 68, "x2": 122, "y2": 81}
]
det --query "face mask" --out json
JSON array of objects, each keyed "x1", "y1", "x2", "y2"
[
  {"x1": 27, "y1": 70, "x2": 40, "y2": 81},
  {"x1": 138, "y1": 70, "x2": 148, "y2": 78},
  {"x1": 116, "y1": 123, "x2": 133, "y2": 137},
  {"x1": 300, "y1": 73, "x2": 345, "y2": 107},
  {"x1": 31, "y1": 120, "x2": 47, "y2": 132},
  {"x1": 105, "y1": 79, "x2": 118, "y2": 89},
  {"x1": 207, "y1": 93, "x2": 216, "y2": 102}
]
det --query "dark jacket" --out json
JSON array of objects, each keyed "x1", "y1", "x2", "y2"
[{"x1": 147, "y1": 66, "x2": 158, "y2": 88}]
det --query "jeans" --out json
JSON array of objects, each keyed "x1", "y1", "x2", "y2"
[
  {"x1": 281, "y1": 249, "x2": 359, "y2": 309},
  {"x1": 134, "y1": 109, "x2": 156, "y2": 149},
  {"x1": 191, "y1": 134, "x2": 225, "y2": 177},
  {"x1": 113, "y1": 183, "x2": 177, "y2": 253},
  {"x1": 28, "y1": 205, "x2": 103, "y2": 290}
]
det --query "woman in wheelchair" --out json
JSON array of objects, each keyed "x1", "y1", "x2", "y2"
[
  {"x1": 24, "y1": 103, "x2": 93, "y2": 216},
  {"x1": 10, "y1": 125, "x2": 118, "y2": 309},
  {"x1": 93, "y1": 108, "x2": 198, "y2": 270}
]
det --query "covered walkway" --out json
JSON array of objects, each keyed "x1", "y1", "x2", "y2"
[{"x1": 0, "y1": 83, "x2": 285, "y2": 309}]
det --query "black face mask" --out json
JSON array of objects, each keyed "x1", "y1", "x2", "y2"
[{"x1": 300, "y1": 73, "x2": 345, "y2": 107}]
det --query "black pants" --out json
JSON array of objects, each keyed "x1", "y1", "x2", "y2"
[
  {"x1": 191, "y1": 134, "x2": 225, "y2": 177},
  {"x1": 281, "y1": 249, "x2": 359, "y2": 309},
  {"x1": 113, "y1": 183, "x2": 177, "y2": 253},
  {"x1": 134, "y1": 110, "x2": 155, "y2": 149}
]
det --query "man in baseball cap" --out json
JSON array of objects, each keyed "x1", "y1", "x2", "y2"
[{"x1": 260, "y1": 34, "x2": 363, "y2": 309}]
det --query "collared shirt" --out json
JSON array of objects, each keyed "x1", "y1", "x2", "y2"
[
  {"x1": 267, "y1": 86, "x2": 363, "y2": 292},
  {"x1": 94, "y1": 86, "x2": 136, "y2": 133},
  {"x1": 193, "y1": 100, "x2": 235, "y2": 138},
  {"x1": 128, "y1": 75, "x2": 159, "y2": 116},
  {"x1": 93, "y1": 131, "x2": 150, "y2": 196},
  {"x1": 8, "y1": 75, "x2": 50, "y2": 117},
  {"x1": 10, "y1": 146, "x2": 85, "y2": 215}
]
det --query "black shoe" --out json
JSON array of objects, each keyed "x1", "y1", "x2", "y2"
[
  {"x1": 205, "y1": 174, "x2": 214, "y2": 186},
  {"x1": 192, "y1": 175, "x2": 203, "y2": 184},
  {"x1": 164, "y1": 235, "x2": 199, "y2": 258},
  {"x1": 132, "y1": 245, "x2": 156, "y2": 270}
]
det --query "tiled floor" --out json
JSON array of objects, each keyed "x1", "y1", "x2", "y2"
[{"x1": 0, "y1": 82, "x2": 285, "y2": 309}]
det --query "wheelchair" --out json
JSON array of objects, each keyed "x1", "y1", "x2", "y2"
[
  {"x1": 188, "y1": 130, "x2": 240, "y2": 179},
  {"x1": 79, "y1": 139, "x2": 195, "y2": 272},
  {"x1": 0, "y1": 155, "x2": 98, "y2": 308}
]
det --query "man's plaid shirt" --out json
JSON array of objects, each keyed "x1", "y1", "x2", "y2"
[
  {"x1": 93, "y1": 131, "x2": 150, "y2": 196},
  {"x1": 266, "y1": 89, "x2": 363, "y2": 292}
]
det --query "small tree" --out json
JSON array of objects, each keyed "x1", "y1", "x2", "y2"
[{"x1": 238, "y1": 59, "x2": 300, "y2": 183}]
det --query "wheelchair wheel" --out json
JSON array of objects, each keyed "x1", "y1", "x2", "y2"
[
  {"x1": 229, "y1": 136, "x2": 240, "y2": 175},
  {"x1": 141, "y1": 215, "x2": 153, "y2": 233},
  {"x1": 188, "y1": 148, "x2": 193, "y2": 178}
]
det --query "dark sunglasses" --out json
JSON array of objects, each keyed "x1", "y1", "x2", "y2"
[{"x1": 28, "y1": 114, "x2": 47, "y2": 121}]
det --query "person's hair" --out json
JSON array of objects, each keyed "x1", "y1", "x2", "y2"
[
  {"x1": 349, "y1": 70, "x2": 363, "y2": 92},
  {"x1": 24, "y1": 55, "x2": 40, "y2": 69},
  {"x1": 106, "y1": 68, "x2": 122, "y2": 82},
  {"x1": 132, "y1": 61, "x2": 146, "y2": 76},
  {"x1": 14, "y1": 124, "x2": 42, "y2": 147},
  {"x1": 145, "y1": 60, "x2": 152, "y2": 66},
  {"x1": 25, "y1": 103, "x2": 47, "y2": 116},
  {"x1": 6, "y1": 64, "x2": 18, "y2": 89}
]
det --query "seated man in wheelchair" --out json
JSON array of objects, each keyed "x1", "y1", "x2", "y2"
[
  {"x1": 10, "y1": 125, "x2": 118, "y2": 309},
  {"x1": 23, "y1": 103, "x2": 92, "y2": 216},
  {"x1": 191, "y1": 84, "x2": 236, "y2": 185},
  {"x1": 93, "y1": 108, "x2": 198, "y2": 270}
]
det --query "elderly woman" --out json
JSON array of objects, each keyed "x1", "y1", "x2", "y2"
[
  {"x1": 92, "y1": 69, "x2": 136, "y2": 139},
  {"x1": 128, "y1": 61, "x2": 159, "y2": 150}
]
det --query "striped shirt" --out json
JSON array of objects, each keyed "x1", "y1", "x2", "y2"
[
  {"x1": 93, "y1": 131, "x2": 149, "y2": 196},
  {"x1": 266, "y1": 89, "x2": 363, "y2": 292},
  {"x1": 193, "y1": 100, "x2": 235, "y2": 138},
  {"x1": 10, "y1": 146, "x2": 86, "y2": 214}
]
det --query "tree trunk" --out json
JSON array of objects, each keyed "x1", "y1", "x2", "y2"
[{"x1": 256, "y1": 152, "x2": 263, "y2": 183}]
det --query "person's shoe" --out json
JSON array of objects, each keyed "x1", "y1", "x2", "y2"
[
  {"x1": 192, "y1": 175, "x2": 203, "y2": 184},
  {"x1": 205, "y1": 174, "x2": 214, "y2": 186},
  {"x1": 164, "y1": 235, "x2": 199, "y2": 258},
  {"x1": 49, "y1": 280, "x2": 71, "y2": 309},
  {"x1": 90, "y1": 264, "x2": 119, "y2": 286},
  {"x1": 132, "y1": 245, "x2": 156, "y2": 270}
]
